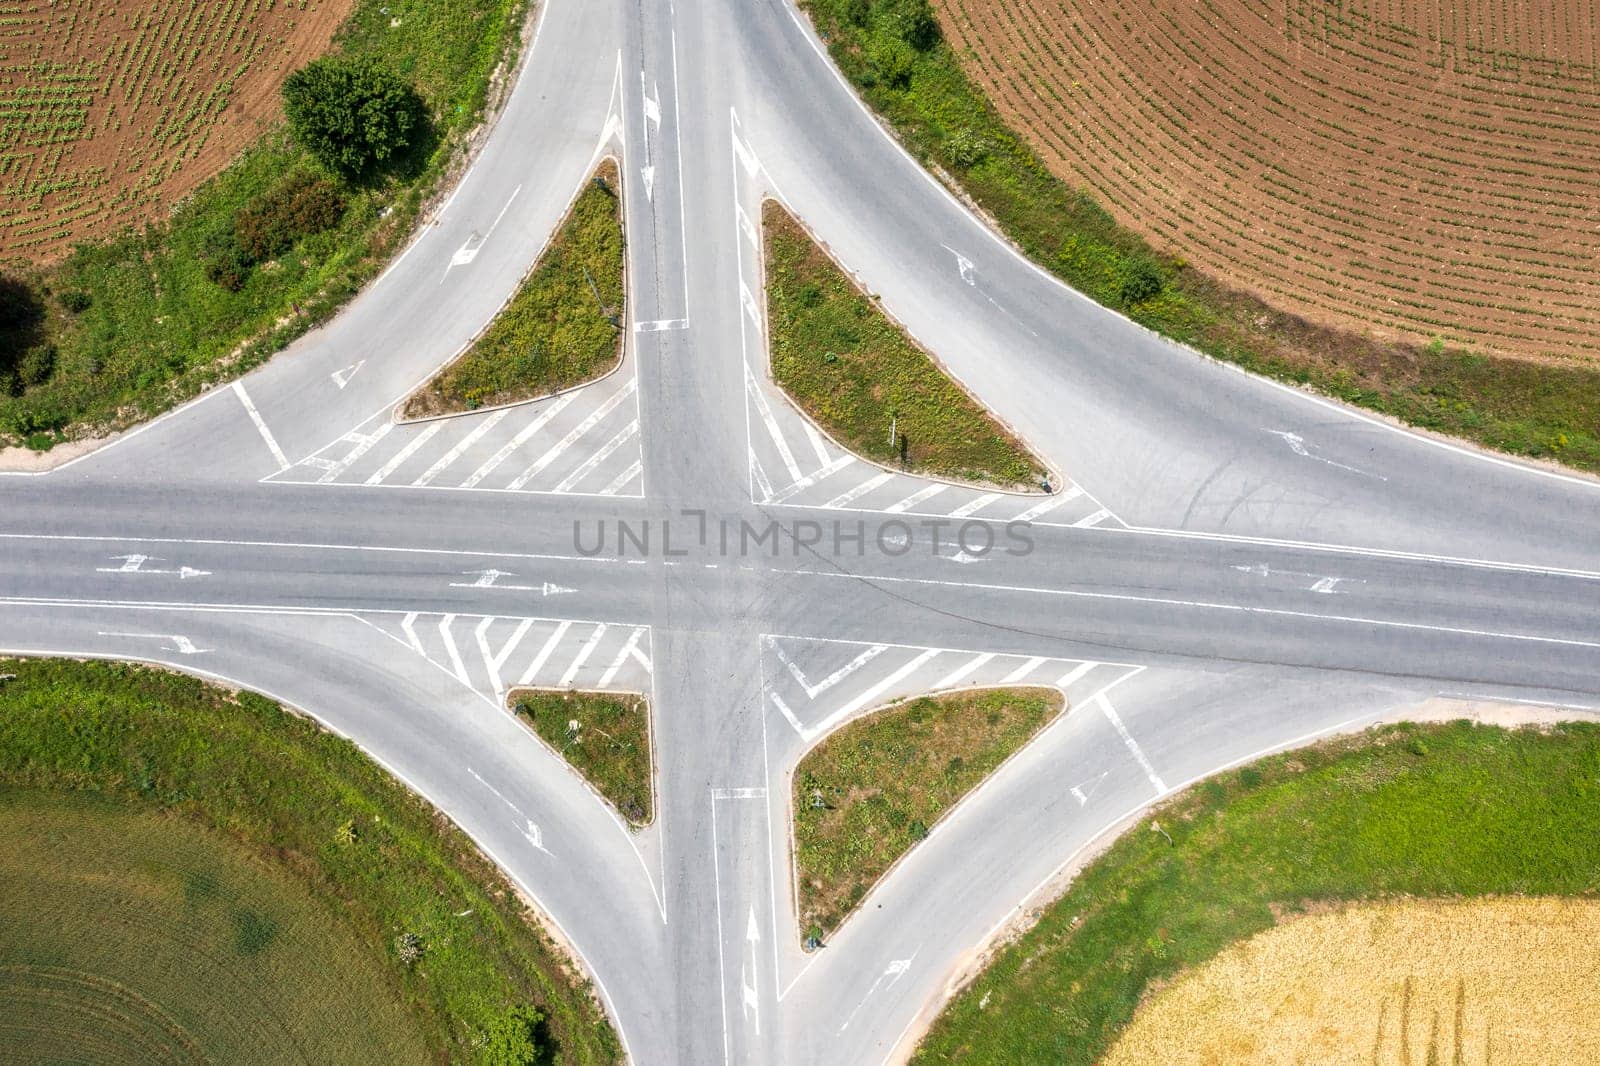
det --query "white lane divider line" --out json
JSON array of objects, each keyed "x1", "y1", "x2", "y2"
[
  {"x1": 460, "y1": 392, "x2": 577, "y2": 489},
  {"x1": 749, "y1": 449, "x2": 775, "y2": 502},
  {"x1": 485, "y1": 616, "x2": 534, "y2": 704},
  {"x1": 559, "y1": 623, "x2": 608, "y2": 687},
  {"x1": 768, "y1": 689, "x2": 806, "y2": 736},
  {"x1": 823, "y1": 471, "x2": 895, "y2": 509},
  {"x1": 413, "y1": 410, "x2": 509, "y2": 487},
  {"x1": 474, "y1": 617, "x2": 499, "y2": 702},
  {"x1": 1015, "y1": 486, "x2": 1080, "y2": 523},
  {"x1": 800, "y1": 420, "x2": 833, "y2": 468},
  {"x1": 765, "y1": 454, "x2": 856, "y2": 504},
  {"x1": 948, "y1": 492, "x2": 1002, "y2": 519},
  {"x1": 366, "y1": 422, "x2": 443, "y2": 485},
  {"x1": 508, "y1": 380, "x2": 637, "y2": 491},
  {"x1": 518, "y1": 620, "x2": 571, "y2": 686},
  {"x1": 772, "y1": 640, "x2": 888, "y2": 698},
  {"x1": 401, "y1": 611, "x2": 425, "y2": 655},
  {"x1": 439, "y1": 614, "x2": 470, "y2": 686},
  {"x1": 1054, "y1": 661, "x2": 1095, "y2": 689},
  {"x1": 233, "y1": 382, "x2": 290, "y2": 470},
  {"x1": 1000, "y1": 655, "x2": 1046, "y2": 684},
  {"x1": 931, "y1": 651, "x2": 995, "y2": 691},
  {"x1": 553, "y1": 419, "x2": 639, "y2": 494},
  {"x1": 745, "y1": 365, "x2": 802, "y2": 483},
  {"x1": 884, "y1": 483, "x2": 947, "y2": 514},
  {"x1": 814, "y1": 648, "x2": 943, "y2": 738},
  {"x1": 629, "y1": 632, "x2": 654, "y2": 674},
  {"x1": 738, "y1": 279, "x2": 762, "y2": 327},
  {"x1": 1096, "y1": 692, "x2": 1167, "y2": 795},
  {"x1": 1072, "y1": 507, "x2": 1113, "y2": 528},
  {"x1": 318, "y1": 423, "x2": 392, "y2": 483},
  {"x1": 599, "y1": 626, "x2": 647, "y2": 688},
  {"x1": 600, "y1": 459, "x2": 644, "y2": 497}
]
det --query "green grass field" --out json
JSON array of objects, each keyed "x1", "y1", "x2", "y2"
[
  {"x1": 914, "y1": 720, "x2": 1600, "y2": 1064},
  {"x1": 763, "y1": 202, "x2": 1047, "y2": 489},
  {"x1": 403, "y1": 161, "x2": 624, "y2": 418},
  {"x1": 512, "y1": 687, "x2": 652, "y2": 827},
  {"x1": 0, "y1": 657, "x2": 620, "y2": 1064},
  {"x1": 793, "y1": 687, "x2": 1062, "y2": 940},
  {"x1": 798, "y1": 0, "x2": 1600, "y2": 475},
  {"x1": 0, "y1": 0, "x2": 534, "y2": 451},
  {"x1": 0, "y1": 789, "x2": 431, "y2": 1064}
]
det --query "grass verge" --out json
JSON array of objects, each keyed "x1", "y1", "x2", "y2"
[
  {"x1": 914, "y1": 720, "x2": 1600, "y2": 1064},
  {"x1": 0, "y1": 0, "x2": 536, "y2": 452},
  {"x1": 401, "y1": 161, "x2": 625, "y2": 419},
  {"x1": 512, "y1": 687, "x2": 652, "y2": 827},
  {"x1": 0, "y1": 789, "x2": 431, "y2": 1064},
  {"x1": 763, "y1": 201, "x2": 1048, "y2": 489},
  {"x1": 0, "y1": 657, "x2": 620, "y2": 1065},
  {"x1": 793, "y1": 687, "x2": 1063, "y2": 941},
  {"x1": 798, "y1": 1, "x2": 1600, "y2": 475}
]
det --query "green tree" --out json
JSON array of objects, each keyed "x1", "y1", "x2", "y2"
[
  {"x1": 482, "y1": 1004, "x2": 551, "y2": 1066},
  {"x1": 282, "y1": 56, "x2": 427, "y2": 180},
  {"x1": 874, "y1": 0, "x2": 939, "y2": 50}
]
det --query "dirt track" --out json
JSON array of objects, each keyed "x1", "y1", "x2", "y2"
[{"x1": 935, "y1": 0, "x2": 1600, "y2": 365}]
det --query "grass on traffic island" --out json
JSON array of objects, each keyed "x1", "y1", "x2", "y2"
[
  {"x1": 402, "y1": 160, "x2": 625, "y2": 419},
  {"x1": 914, "y1": 719, "x2": 1600, "y2": 1065},
  {"x1": 0, "y1": 657, "x2": 621, "y2": 1065},
  {"x1": 512, "y1": 687, "x2": 653, "y2": 828},
  {"x1": 762, "y1": 201, "x2": 1048, "y2": 490},
  {"x1": 793, "y1": 686, "x2": 1063, "y2": 943}
]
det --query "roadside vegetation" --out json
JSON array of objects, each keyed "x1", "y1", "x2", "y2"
[
  {"x1": 403, "y1": 162, "x2": 625, "y2": 420},
  {"x1": 799, "y1": 0, "x2": 1600, "y2": 474},
  {"x1": 0, "y1": 657, "x2": 620, "y2": 1065},
  {"x1": 0, "y1": 0, "x2": 535, "y2": 453},
  {"x1": 914, "y1": 720, "x2": 1600, "y2": 1064},
  {"x1": 793, "y1": 687, "x2": 1062, "y2": 942},
  {"x1": 764, "y1": 202, "x2": 1047, "y2": 488},
  {"x1": 512, "y1": 687, "x2": 653, "y2": 827}
]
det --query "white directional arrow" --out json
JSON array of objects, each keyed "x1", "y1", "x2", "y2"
[
  {"x1": 330, "y1": 360, "x2": 366, "y2": 389},
  {"x1": 741, "y1": 905, "x2": 761, "y2": 1034},
  {"x1": 839, "y1": 952, "x2": 918, "y2": 1033},
  {"x1": 944, "y1": 548, "x2": 990, "y2": 565},
  {"x1": 942, "y1": 244, "x2": 977, "y2": 285},
  {"x1": 97, "y1": 632, "x2": 208, "y2": 655},
  {"x1": 641, "y1": 164, "x2": 655, "y2": 203},
  {"x1": 1265, "y1": 428, "x2": 1388, "y2": 480},
  {"x1": 448, "y1": 570, "x2": 576, "y2": 595},
  {"x1": 642, "y1": 80, "x2": 662, "y2": 129},
  {"x1": 97, "y1": 555, "x2": 210, "y2": 579},
  {"x1": 1069, "y1": 770, "x2": 1110, "y2": 807},
  {"x1": 1233, "y1": 562, "x2": 1359, "y2": 594},
  {"x1": 521, "y1": 819, "x2": 551, "y2": 856}
]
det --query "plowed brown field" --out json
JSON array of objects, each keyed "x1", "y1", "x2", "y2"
[
  {"x1": 935, "y1": 0, "x2": 1600, "y2": 364},
  {"x1": 0, "y1": 0, "x2": 351, "y2": 263}
]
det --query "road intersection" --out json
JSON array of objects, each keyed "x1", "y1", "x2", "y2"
[{"x1": 3, "y1": 1, "x2": 1600, "y2": 1063}]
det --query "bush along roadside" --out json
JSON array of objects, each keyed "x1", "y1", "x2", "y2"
[
  {"x1": 798, "y1": 0, "x2": 1600, "y2": 475},
  {"x1": 0, "y1": 0, "x2": 535, "y2": 453}
]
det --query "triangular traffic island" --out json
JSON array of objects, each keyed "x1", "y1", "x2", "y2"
[
  {"x1": 791, "y1": 686, "x2": 1064, "y2": 946},
  {"x1": 510, "y1": 687, "x2": 654, "y2": 828},
  {"x1": 762, "y1": 201, "x2": 1050, "y2": 491},
  {"x1": 400, "y1": 159, "x2": 626, "y2": 420}
]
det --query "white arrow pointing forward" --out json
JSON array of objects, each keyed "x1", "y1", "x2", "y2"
[
  {"x1": 330, "y1": 360, "x2": 366, "y2": 389},
  {"x1": 98, "y1": 632, "x2": 208, "y2": 655},
  {"x1": 740, "y1": 905, "x2": 761, "y2": 1034},
  {"x1": 97, "y1": 555, "x2": 210, "y2": 579},
  {"x1": 449, "y1": 570, "x2": 576, "y2": 595}
]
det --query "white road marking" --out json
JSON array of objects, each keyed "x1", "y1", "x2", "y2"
[
  {"x1": 559, "y1": 623, "x2": 607, "y2": 686},
  {"x1": 553, "y1": 419, "x2": 639, "y2": 493},
  {"x1": 232, "y1": 382, "x2": 290, "y2": 470},
  {"x1": 599, "y1": 626, "x2": 646, "y2": 688},
  {"x1": 96, "y1": 555, "x2": 209, "y2": 579},
  {"x1": 443, "y1": 185, "x2": 521, "y2": 276},
  {"x1": 748, "y1": 450, "x2": 775, "y2": 502},
  {"x1": 768, "y1": 689, "x2": 806, "y2": 736},
  {"x1": 742, "y1": 906, "x2": 762, "y2": 1036},
  {"x1": 884, "y1": 483, "x2": 947, "y2": 514},
  {"x1": 628, "y1": 634, "x2": 653, "y2": 674},
  {"x1": 943, "y1": 243, "x2": 976, "y2": 284},
  {"x1": 947, "y1": 492, "x2": 1002, "y2": 518},
  {"x1": 823, "y1": 471, "x2": 894, "y2": 509},
  {"x1": 765, "y1": 454, "x2": 856, "y2": 504},
  {"x1": 318, "y1": 424, "x2": 392, "y2": 483},
  {"x1": 1096, "y1": 692, "x2": 1167, "y2": 795},
  {"x1": 459, "y1": 392, "x2": 577, "y2": 489},
  {"x1": 711, "y1": 787, "x2": 767, "y2": 800},
  {"x1": 521, "y1": 818, "x2": 552, "y2": 856},
  {"x1": 1267, "y1": 429, "x2": 1388, "y2": 481},
  {"x1": 839, "y1": 954, "x2": 916, "y2": 1034},
  {"x1": 414, "y1": 410, "x2": 509, "y2": 486},
  {"x1": 401, "y1": 612, "x2": 424, "y2": 655},
  {"x1": 96, "y1": 631, "x2": 206, "y2": 655},
  {"x1": 1015, "y1": 486, "x2": 1079, "y2": 522},
  {"x1": 508, "y1": 380, "x2": 637, "y2": 491},
  {"x1": 1071, "y1": 507, "x2": 1113, "y2": 528},
  {"x1": 745, "y1": 367, "x2": 802, "y2": 483},
  {"x1": 932, "y1": 652, "x2": 995, "y2": 691},
  {"x1": 1000, "y1": 656, "x2": 1046, "y2": 683},
  {"x1": 474, "y1": 616, "x2": 500, "y2": 701},
  {"x1": 487, "y1": 617, "x2": 534, "y2": 701},
  {"x1": 773, "y1": 639, "x2": 888, "y2": 698},
  {"x1": 634, "y1": 318, "x2": 689, "y2": 332},
  {"x1": 800, "y1": 418, "x2": 833, "y2": 468},
  {"x1": 519, "y1": 621, "x2": 572, "y2": 685},
  {"x1": 600, "y1": 459, "x2": 643, "y2": 496},
  {"x1": 815, "y1": 648, "x2": 943, "y2": 738},
  {"x1": 1055, "y1": 661, "x2": 1095, "y2": 689},
  {"x1": 1069, "y1": 770, "x2": 1109, "y2": 807},
  {"x1": 439, "y1": 614, "x2": 470, "y2": 686},
  {"x1": 366, "y1": 422, "x2": 443, "y2": 485},
  {"x1": 330, "y1": 361, "x2": 366, "y2": 390}
]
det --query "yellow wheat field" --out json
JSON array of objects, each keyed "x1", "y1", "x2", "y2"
[{"x1": 1103, "y1": 897, "x2": 1600, "y2": 1066}]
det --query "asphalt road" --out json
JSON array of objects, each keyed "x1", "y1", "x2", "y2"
[{"x1": 3, "y1": 1, "x2": 1599, "y2": 1062}]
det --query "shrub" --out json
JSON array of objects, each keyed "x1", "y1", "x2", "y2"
[
  {"x1": 482, "y1": 1004, "x2": 551, "y2": 1066},
  {"x1": 945, "y1": 127, "x2": 990, "y2": 168},
  {"x1": 17, "y1": 344, "x2": 55, "y2": 388},
  {"x1": 869, "y1": 32, "x2": 917, "y2": 89},
  {"x1": 1119, "y1": 258, "x2": 1165, "y2": 306},
  {"x1": 203, "y1": 229, "x2": 252, "y2": 293},
  {"x1": 282, "y1": 56, "x2": 428, "y2": 180},
  {"x1": 235, "y1": 172, "x2": 347, "y2": 263},
  {"x1": 59, "y1": 289, "x2": 92, "y2": 313},
  {"x1": 874, "y1": 0, "x2": 939, "y2": 50}
]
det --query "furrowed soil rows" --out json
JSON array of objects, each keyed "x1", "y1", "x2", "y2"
[
  {"x1": 935, "y1": 0, "x2": 1600, "y2": 364},
  {"x1": 0, "y1": 0, "x2": 351, "y2": 263}
]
